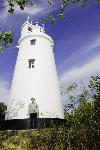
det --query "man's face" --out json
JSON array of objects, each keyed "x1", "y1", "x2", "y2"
[{"x1": 31, "y1": 99, "x2": 35, "y2": 103}]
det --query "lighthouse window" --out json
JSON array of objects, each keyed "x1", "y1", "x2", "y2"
[
  {"x1": 30, "y1": 39, "x2": 36, "y2": 45},
  {"x1": 28, "y1": 27, "x2": 32, "y2": 32},
  {"x1": 28, "y1": 59, "x2": 35, "y2": 68},
  {"x1": 40, "y1": 28, "x2": 42, "y2": 32}
]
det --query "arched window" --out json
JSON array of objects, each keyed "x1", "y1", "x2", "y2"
[
  {"x1": 28, "y1": 59, "x2": 35, "y2": 68},
  {"x1": 30, "y1": 39, "x2": 36, "y2": 45}
]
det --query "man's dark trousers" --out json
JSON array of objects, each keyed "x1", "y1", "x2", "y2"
[{"x1": 30, "y1": 113, "x2": 37, "y2": 129}]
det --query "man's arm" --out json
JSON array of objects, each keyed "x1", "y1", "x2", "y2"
[
  {"x1": 28, "y1": 104, "x2": 31, "y2": 116},
  {"x1": 36, "y1": 103, "x2": 39, "y2": 117}
]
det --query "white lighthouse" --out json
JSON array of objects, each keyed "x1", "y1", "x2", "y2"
[{"x1": 6, "y1": 18, "x2": 64, "y2": 120}]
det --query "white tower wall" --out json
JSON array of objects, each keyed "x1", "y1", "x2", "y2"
[{"x1": 6, "y1": 21, "x2": 64, "y2": 120}]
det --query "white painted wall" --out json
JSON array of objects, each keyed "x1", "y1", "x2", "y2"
[{"x1": 6, "y1": 21, "x2": 64, "y2": 120}]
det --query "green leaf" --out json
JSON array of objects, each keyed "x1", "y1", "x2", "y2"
[
  {"x1": 63, "y1": 0, "x2": 69, "y2": 4},
  {"x1": 43, "y1": 18, "x2": 49, "y2": 22},
  {"x1": 72, "y1": 0, "x2": 79, "y2": 3},
  {"x1": 57, "y1": 13, "x2": 64, "y2": 20},
  {"x1": 61, "y1": 5, "x2": 65, "y2": 11},
  {"x1": 48, "y1": 0, "x2": 52, "y2": 5},
  {"x1": 0, "y1": 31, "x2": 13, "y2": 53},
  {"x1": 20, "y1": 4, "x2": 25, "y2": 10},
  {"x1": 49, "y1": 16, "x2": 55, "y2": 24}
]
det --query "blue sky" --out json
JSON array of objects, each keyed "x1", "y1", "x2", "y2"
[{"x1": 0, "y1": 0, "x2": 100, "y2": 103}]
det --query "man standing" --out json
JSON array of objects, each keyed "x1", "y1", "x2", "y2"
[{"x1": 28, "y1": 97, "x2": 39, "y2": 129}]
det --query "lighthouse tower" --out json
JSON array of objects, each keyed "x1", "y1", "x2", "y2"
[{"x1": 6, "y1": 18, "x2": 64, "y2": 121}]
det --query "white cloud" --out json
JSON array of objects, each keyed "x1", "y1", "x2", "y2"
[
  {"x1": 59, "y1": 54, "x2": 100, "y2": 85},
  {"x1": 0, "y1": 1, "x2": 10, "y2": 23},
  {"x1": 0, "y1": 78, "x2": 10, "y2": 104},
  {"x1": 0, "y1": 0, "x2": 58, "y2": 22},
  {"x1": 83, "y1": 35, "x2": 100, "y2": 53},
  {"x1": 15, "y1": 4, "x2": 44, "y2": 15},
  {"x1": 58, "y1": 35, "x2": 100, "y2": 73},
  {"x1": 14, "y1": 1, "x2": 57, "y2": 16},
  {"x1": 0, "y1": 1, "x2": 48, "y2": 24}
]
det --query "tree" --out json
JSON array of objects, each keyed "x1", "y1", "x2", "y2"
[
  {"x1": 61, "y1": 81, "x2": 91, "y2": 115},
  {"x1": 0, "y1": 102, "x2": 7, "y2": 115},
  {"x1": 0, "y1": 0, "x2": 100, "y2": 53},
  {"x1": 88, "y1": 75, "x2": 100, "y2": 95},
  {"x1": 61, "y1": 76, "x2": 100, "y2": 149},
  {"x1": 61, "y1": 76, "x2": 100, "y2": 115},
  {"x1": 0, "y1": 30, "x2": 13, "y2": 53},
  {"x1": 0, "y1": 102, "x2": 7, "y2": 129}
]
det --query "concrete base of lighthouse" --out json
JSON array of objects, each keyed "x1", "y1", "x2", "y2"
[{"x1": 2, "y1": 118, "x2": 67, "y2": 130}]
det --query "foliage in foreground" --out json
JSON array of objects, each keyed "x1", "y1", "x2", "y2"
[
  {"x1": 0, "y1": 102, "x2": 7, "y2": 129},
  {"x1": 0, "y1": 76, "x2": 100, "y2": 149},
  {"x1": 0, "y1": 128, "x2": 68, "y2": 150},
  {"x1": 63, "y1": 75, "x2": 100, "y2": 149},
  {"x1": 64, "y1": 94, "x2": 100, "y2": 150}
]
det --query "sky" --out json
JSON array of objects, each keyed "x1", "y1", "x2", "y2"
[{"x1": 0, "y1": 0, "x2": 100, "y2": 104}]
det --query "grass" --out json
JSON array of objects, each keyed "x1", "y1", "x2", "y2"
[{"x1": 0, "y1": 127, "x2": 67, "y2": 150}]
